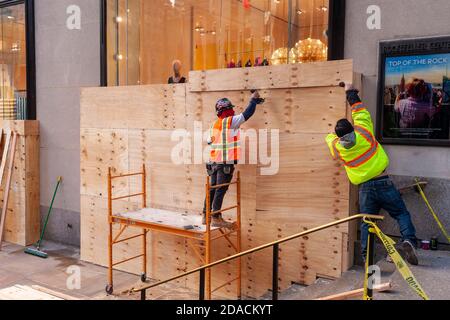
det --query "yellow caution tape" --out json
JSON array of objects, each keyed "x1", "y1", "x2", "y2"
[
  {"x1": 364, "y1": 218, "x2": 430, "y2": 300},
  {"x1": 415, "y1": 179, "x2": 450, "y2": 243}
]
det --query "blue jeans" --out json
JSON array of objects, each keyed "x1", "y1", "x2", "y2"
[
  {"x1": 203, "y1": 164, "x2": 235, "y2": 216},
  {"x1": 359, "y1": 176, "x2": 417, "y2": 258}
]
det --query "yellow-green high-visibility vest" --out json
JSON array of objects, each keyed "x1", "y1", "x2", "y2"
[{"x1": 326, "y1": 102, "x2": 389, "y2": 186}]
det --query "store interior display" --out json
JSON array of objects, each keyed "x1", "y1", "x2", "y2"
[
  {"x1": 0, "y1": 4, "x2": 27, "y2": 120},
  {"x1": 107, "y1": 0, "x2": 329, "y2": 86}
]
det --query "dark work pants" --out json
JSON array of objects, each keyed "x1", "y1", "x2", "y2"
[
  {"x1": 203, "y1": 164, "x2": 235, "y2": 216},
  {"x1": 360, "y1": 176, "x2": 418, "y2": 258}
]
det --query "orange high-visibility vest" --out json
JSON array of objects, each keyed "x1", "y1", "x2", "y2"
[
  {"x1": 210, "y1": 117, "x2": 241, "y2": 163},
  {"x1": 326, "y1": 102, "x2": 389, "y2": 185}
]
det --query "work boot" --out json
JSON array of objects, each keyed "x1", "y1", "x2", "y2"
[
  {"x1": 211, "y1": 215, "x2": 235, "y2": 229},
  {"x1": 202, "y1": 214, "x2": 211, "y2": 226},
  {"x1": 386, "y1": 255, "x2": 394, "y2": 264},
  {"x1": 396, "y1": 240, "x2": 419, "y2": 266}
]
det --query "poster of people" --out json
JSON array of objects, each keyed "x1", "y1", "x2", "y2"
[{"x1": 381, "y1": 53, "x2": 450, "y2": 144}]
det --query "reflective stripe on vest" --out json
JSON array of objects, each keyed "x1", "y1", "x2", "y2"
[
  {"x1": 352, "y1": 102, "x2": 365, "y2": 113},
  {"x1": 332, "y1": 138, "x2": 342, "y2": 161},
  {"x1": 334, "y1": 125, "x2": 379, "y2": 168}
]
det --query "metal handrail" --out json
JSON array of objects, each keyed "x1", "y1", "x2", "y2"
[{"x1": 131, "y1": 214, "x2": 384, "y2": 299}]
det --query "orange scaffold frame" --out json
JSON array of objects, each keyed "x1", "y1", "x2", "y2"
[{"x1": 106, "y1": 164, "x2": 242, "y2": 300}]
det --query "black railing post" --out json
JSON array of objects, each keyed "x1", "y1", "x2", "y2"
[
  {"x1": 272, "y1": 244, "x2": 279, "y2": 301},
  {"x1": 129, "y1": 215, "x2": 384, "y2": 302},
  {"x1": 199, "y1": 269, "x2": 206, "y2": 301},
  {"x1": 141, "y1": 289, "x2": 146, "y2": 301},
  {"x1": 367, "y1": 230, "x2": 375, "y2": 300}
]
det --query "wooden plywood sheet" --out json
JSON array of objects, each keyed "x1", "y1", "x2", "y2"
[
  {"x1": 80, "y1": 128, "x2": 129, "y2": 198},
  {"x1": 115, "y1": 208, "x2": 218, "y2": 232},
  {"x1": 188, "y1": 60, "x2": 354, "y2": 92},
  {"x1": 0, "y1": 285, "x2": 63, "y2": 300},
  {"x1": 80, "y1": 62, "x2": 357, "y2": 299},
  {"x1": 81, "y1": 84, "x2": 186, "y2": 130},
  {"x1": 1, "y1": 121, "x2": 40, "y2": 246},
  {"x1": 186, "y1": 87, "x2": 345, "y2": 135}
]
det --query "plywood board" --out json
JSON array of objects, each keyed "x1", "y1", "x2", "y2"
[
  {"x1": 186, "y1": 87, "x2": 346, "y2": 134},
  {"x1": 188, "y1": 60, "x2": 354, "y2": 92},
  {"x1": 81, "y1": 85, "x2": 186, "y2": 130},
  {"x1": 80, "y1": 61, "x2": 357, "y2": 299},
  {"x1": 0, "y1": 121, "x2": 39, "y2": 246},
  {"x1": 0, "y1": 285, "x2": 62, "y2": 300}
]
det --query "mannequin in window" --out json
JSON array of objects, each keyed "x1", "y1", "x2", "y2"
[{"x1": 168, "y1": 60, "x2": 186, "y2": 84}]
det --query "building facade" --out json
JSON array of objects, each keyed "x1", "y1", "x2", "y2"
[{"x1": 345, "y1": 0, "x2": 450, "y2": 245}]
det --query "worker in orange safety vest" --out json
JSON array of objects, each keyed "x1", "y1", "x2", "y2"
[
  {"x1": 203, "y1": 91, "x2": 264, "y2": 229},
  {"x1": 326, "y1": 83, "x2": 419, "y2": 265}
]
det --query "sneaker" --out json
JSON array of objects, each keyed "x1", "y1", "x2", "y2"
[
  {"x1": 211, "y1": 215, "x2": 235, "y2": 229},
  {"x1": 396, "y1": 240, "x2": 419, "y2": 266}
]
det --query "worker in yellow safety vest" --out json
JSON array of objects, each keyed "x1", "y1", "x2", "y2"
[
  {"x1": 326, "y1": 83, "x2": 419, "y2": 265},
  {"x1": 203, "y1": 91, "x2": 265, "y2": 229}
]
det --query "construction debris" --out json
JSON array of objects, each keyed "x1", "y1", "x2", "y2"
[
  {"x1": 315, "y1": 282, "x2": 393, "y2": 300},
  {"x1": 0, "y1": 131, "x2": 17, "y2": 250}
]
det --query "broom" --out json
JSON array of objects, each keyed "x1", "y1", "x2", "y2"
[{"x1": 25, "y1": 177, "x2": 62, "y2": 258}]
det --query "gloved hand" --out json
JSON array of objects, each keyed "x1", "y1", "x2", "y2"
[
  {"x1": 340, "y1": 82, "x2": 359, "y2": 93},
  {"x1": 345, "y1": 83, "x2": 356, "y2": 92},
  {"x1": 340, "y1": 82, "x2": 361, "y2": 105},
  {"x1": 251, "y1": 90, "x2": 265, "y2": 104},
  {"x1": 251, "y1": 90, "x2": 260, "y2": 100}
]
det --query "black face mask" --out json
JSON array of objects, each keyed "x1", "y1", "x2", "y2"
[{"x1": 340, "y1": 131, "x2": 356, "y2": 149}]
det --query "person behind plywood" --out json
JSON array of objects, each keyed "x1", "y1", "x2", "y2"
[
  {"x1": 325, "y1": 83, "x2": 419, "y2": 265},
  {"x1": 168, "y1": 60, "x2": 186, "y2": 84},
  {"x1": 203, "y1": 91, "x2": 265, "y2": 229}
]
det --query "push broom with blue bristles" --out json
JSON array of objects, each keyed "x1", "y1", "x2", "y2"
[{"x1": 25, "y1": 176, "x2": 62, "y2": 259}]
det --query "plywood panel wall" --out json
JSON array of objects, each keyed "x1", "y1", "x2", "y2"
[
  {"x1": 80, "y1": 60, "x2": 357, "y2": 299},
  {"x1": 1, "y1": 121, "x2": 40, "y2": 246}
]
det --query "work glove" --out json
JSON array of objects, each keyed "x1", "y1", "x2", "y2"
[{"x1": 251, "y1": 90, "x2": 265, "y2": 104}]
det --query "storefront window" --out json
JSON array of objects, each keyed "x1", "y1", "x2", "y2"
[
  {"x1": 0, "y1": 2, "x2": 27, "y2": 119},
  {"x1": 106, "y1": 0, "x2": 329, "y2": 86}
]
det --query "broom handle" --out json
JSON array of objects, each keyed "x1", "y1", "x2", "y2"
[{"x1": 37, "y1": 177, "x2": 62, "y2": 247}]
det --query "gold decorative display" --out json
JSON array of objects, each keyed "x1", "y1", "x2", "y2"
[
  {"x1": 271, "y1": 47, "x2": 287, "y2": 65},
  {"x1": 291, "y1": 38, "x2": 328, "y2": 64},
  {"x1": 107, "y1": 0, "x2": 330, "y2": 85},
  {"x1": 270, "y1": 47, "x2": 297, "y2": 65}
]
